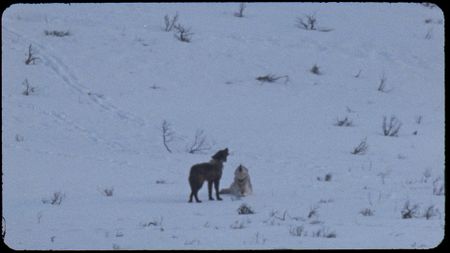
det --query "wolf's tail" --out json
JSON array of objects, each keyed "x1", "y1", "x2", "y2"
[{"x1": 219, "y1": 188, "x2": 231, "y2": 194}]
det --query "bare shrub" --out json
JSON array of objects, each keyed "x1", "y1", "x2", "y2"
[
  {"x1": 382, "y1": 116, "x2": 402, "y2": 137},
  {"x1": 149, "y1": 84, "x2": 161, "y2": 90},
  {"x1": 289, "y1": 225, "x2": 305, "y2": 237},
  {"x1": 310, "y1": 64, "x2": 322, "y2": 75},
  {"x1": 101, "y1": 187, "x2": 114, "y2": 197},
  {"x1": 433, "y1": 177, "x2": 444, "y2": 196},
  {"x1": 354, "y1": 69, "x2": 362, "y2": 78},
  {"x1": 296, "y1": 14, "x2": 317, "y2": 30},
  {"x1": 290, "y1": 225, "x2": 335, "y2": 238},
  {"x1": 22, "y1": 79, "x2": 36, "y2": 96},
  {"x1": 401, "y1": 201, "x2": 420, "y2": 219},
  {"x1": 317, "y1": 173, "x2": 332, "y2": 182},
  {"x1": 377, "y1": 170, "x2": 391, "y2": 184},
  {"x1": 156, "y1": 179, "x2": 167, "y2": 184},
  {"x1": 296, "y1": 14, "x2": 333, "y2": 32},
  {"x1": 307, "y1": 205, "x2": 319, "y2": 219},
  {"x1": 237, "y1": 203, "x2": 254, "y2": 215},
  {"x1": 423, "y1": 205, "x2": 440, "y2": 220},
  {"x1": 44, "y1": 30, "x2": 71, "y2": 37},
  {"x1": 351, "y1": 138, "x2": 368, "y2": 155},
  {"x1": 25, "y1": 44, "x2": 40, "y2": 65},
  {"x1": 42, "y1": 191, "x2": 65, "y2": 205},
  {"x1": 256, "y1": 74, "x2": 289, "y2": 84},
  {"x1": 234, "y1": 3, "x2": 246, "y2": 17},
  {"x1": 186, "y1": 129, "x2": 211, "y2": 154},
  {"x1": 335, "y1": 117, "x2": 353, "y2": 127},
  {"x1": 15, "y1": 134, "x2": 24, "y2": 142},
  {"x1": 161, "y1": 120, "x2": 175, "y2": 153},
  {"x1": 415, "y1": 115, "x2": 423, "y2": 124},
  {"x1": 163, "y1": 13, "x2": 179, "y2": 32},
  {"x1": 312, "y1": 227, "x2": 336, "y2": 238},
  {"x1": 377, "y1": 74, "x2": 392, "y2": 92},
  {"x1": 360, "y1": 208, "x2": 375, "y2": 216},
  {"x1": 263, "y1": 209, "x2": 292, "y2": 225},
  {"x1": 140, "y1": 217, "x2": 164, "y2": 229},
  {"x1": 173, "y1": 24, "x2": 193, "y2": 43}
]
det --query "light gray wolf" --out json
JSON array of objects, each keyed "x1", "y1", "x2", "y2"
[
  {"x1": 219, "y1": 164, "x2": 252, "y2": 197},
  {"x1": 188, "y1": 148, "x2": 229, "y2": 203}
]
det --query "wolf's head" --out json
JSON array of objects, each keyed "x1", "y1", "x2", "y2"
[
  {"x1": 234, "y1": 164, "x2": 249, "y2": 180},
  {"x1": 211, "y1": 148, "x2": 229, "y2": 162}
]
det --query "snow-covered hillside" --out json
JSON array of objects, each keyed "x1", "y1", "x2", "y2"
[{"x1": 2, "y1": 3, "x2": 444, "y2": 249}]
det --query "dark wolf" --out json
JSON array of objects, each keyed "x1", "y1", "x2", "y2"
[{"x1": 188, "y1": 148, "x2": 229, "y2": 203}]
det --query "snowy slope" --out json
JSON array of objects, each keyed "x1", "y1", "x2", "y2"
[{"x1": 2, "y1": 3, "x2": 445, "y2": 249}]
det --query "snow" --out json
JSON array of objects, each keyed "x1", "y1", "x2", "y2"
[{"x1": 1, "y1": 2, "x2": 445, "y2": 250}]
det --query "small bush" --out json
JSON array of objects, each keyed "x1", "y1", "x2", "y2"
[
  {"x1": 186, "y1": 129, "x2": 211, "y2": 154},
  {"x1": 42, "y1": 191, "x2": 65, "y2": 205},
  {"x1": 161, "y1": 120, "x2": 175, "y2": 153},
  {"x1": 101, "y1": 187, "x2": 114, "y2": 197},
  {"x1": 290, "y1": 225, "x2": 336, "y2": 238},
  {"x1": 256, "y1": 74, "x2": 289, "y2": 84},
  {"x1": 173, "y1": 23, "x2": 193, "y2": 43},
  {"x1": 44, "y1": 30, "x2": 71, "y2": 37},
  {"x1": 377, "y1": 74, "x2": 390, "y2": 92},
  {"x1": 433, "y1": 178, "x2": 444, "y2": 196},
  {"x1": 423, "y1": 205, "x2": 440, "y2": 220},
  {"x1": 312, "y1": 227, "x2": 336, "y2": 238},
  {"x1": 234, "y1": 3, "x2": 246, "y2": 17},
  {"x1": 25, "y1": 44, "x2": 40, "y2": 65},
  {"x1": 296, "y1": 14, "x2": 333, "y2": 32},
  {"x1": 335, "y1": 117, "x2": 353, "y2": 127},
  {"x1": 289, "y1": 225, "x2": 305, "y2": 237},
  {"x1": 237, "y1": 203, "x2": 254, "y2": 215},
  {"x1": 310, "y1": 64, "x2": 322, "y2": 75},
  {"x1": 382, "y1": 116, "x2": 402, "y2": 137},
  {"x1": 425, "y1": 28, "x2": 433, "y2": 40},
  {"x1": 401, "y1": 201, "x2": 420, "y2": 219},
  {"x1": 360, "y1": 208, "x2": 375, "y2": 216},
  {"x1": 415, "y1": 115, "x2": 423, "y2": 125},
  {"x1": 141, "y1": 217, "x2": 163, "y2": 228},
  {"x1": 22, "y1": 79, "x2": 36, "y2": 96},
  {"x1": 307, "y1": 205, "x2": 319, "y2": 219},
  {"x1": 317, "y1": 173, "x2": 332, "y2": 182},
  {"x1": 351, "y1": 138, "x2": 368, "y2": 155},
  {"x1": 15, "y1": 134, "x2": 24, "y2": 142},
  {"x1": 163, "y1": 13, "x2": 179, "y2": 32}
]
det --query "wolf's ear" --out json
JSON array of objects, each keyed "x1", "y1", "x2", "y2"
[{"x1": 224, "y1": 148, "x2": 229, "y2": 153}]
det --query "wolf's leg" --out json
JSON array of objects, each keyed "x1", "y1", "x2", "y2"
[
  {"x1": 190, "y1": 180, "x2": 203, "y2": 203},
  {"x1": 189, "y1": 192, "x2": 194, "y2": 203},
  {"x1": 194, "y1": 191, "x2": 202, "y2": 203},
  {"x1": 214, "y1": 180, "x2": 223, "y2": 201},
  {"x1": 208, "y1": 181, "x2": 214, "y2": 200}
]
